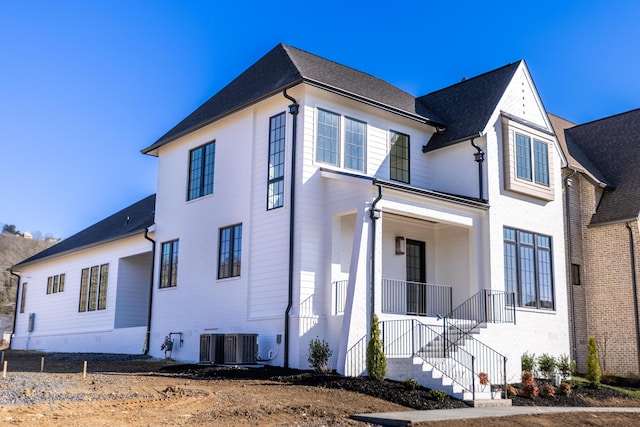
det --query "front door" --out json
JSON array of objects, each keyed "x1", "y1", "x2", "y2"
[{"x1": 406, "y1": 239, "x2": 426, "y2": 315}]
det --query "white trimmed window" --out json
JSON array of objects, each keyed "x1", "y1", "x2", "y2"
[
  {"x1": 316, "y1": 109, "x2": 366, "y2": 172},
  {"x1": 46, "y1": 273, "x2": 65, "y2": 294},
  {"x1": 78, "y1": 263, "x2": 109, "y2": 312}
]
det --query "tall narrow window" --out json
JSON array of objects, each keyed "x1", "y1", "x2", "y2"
[
  {"x1": 316, "y1": 109, "x2": 340, "y2": 165},
  {"x1": 160, "y1": 240, "x2": 179, "y2": 288},
  {"x1": 572, "y1": 264, "x2": 581, "y2": 286},
  {"x1": 516, "y1": 133, "x2": 532, "y2": 181},
  {"x1": 344, "y1": 117, "x2": 366, "y2": 172},
  {"x1": 503, "y1": 227, "x2": 554, "y2": 310},
  {"x1": 20, "y1": 283, "x2": 27, "y2": 313},
  {"x1": 188, "y1": 142, "x2": 216, "y2": 201},
  {"x1": 79, "y1": 264, "x2": 109, "y2": 312},
  {"x1": 267, "y1": 112, "x2": 286, "y2": 210},
  {"x1": 218, "y1": 224, "x2": 242, "y2": 279},
  {"x1": 390, "y1": 131, "x2": 410, "y2": 183},
  {"x1": 534, "y1": 140, "x2": 549, "y2": 185}
]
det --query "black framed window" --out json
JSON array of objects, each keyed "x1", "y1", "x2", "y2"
[
  {"x1": 268, "y1": 112, "x2": 286, "y2": 210},
  {"x1": 571, "y1": 264, "x2": 581, "y2": 286},
  {"x1": 160, "y1": 240, "x2": 179, "y2": 288},
  {"x1": 516, "y1": 133, "x2": 549, "y2": 186},
  {"x1": 46, "y1": 273, "x2": 65, "y2": 294},
  {"x1": 390, "y1": 131, "x2": 410, "y2": 183},
  {"x1": 504, "y1": 227, "x2": 554, "y2": 309},
  {"x1": 218, "y1": 224, "x2": 242, "y2": 279},
  {"x1": 79, "y1": 263, "x2": 109, "y2": 312},
  {"x1": 188, "y1": 142, "x2": 216, "y2": 201}
]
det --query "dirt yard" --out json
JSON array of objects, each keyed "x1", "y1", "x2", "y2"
[{"x1": 1, "y1": 350, "x2": 640, "y2": 426}]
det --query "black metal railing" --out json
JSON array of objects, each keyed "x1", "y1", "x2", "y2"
[
  {"x1": 445, "y1": 289, "x2": 516, "y2": 337},
  {"x1": 381, "y1": 279, "x2": 453, "y2": 317}
]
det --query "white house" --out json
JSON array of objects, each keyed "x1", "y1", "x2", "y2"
[{"x1": 12, "y1": 44, "x2": 569, "y2": 401}]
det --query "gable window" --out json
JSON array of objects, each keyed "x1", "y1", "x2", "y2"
[
  {"x1": 188, "y1": 141, "x2": 216, "y2": 201},
  {"x1": 20, "y1": 283, "x2": 27, "y2": 313},
  {"x1": 46, "y1": 273, "x2": 65, "y2": 294},
  {"x1": 390, "y1": 131, "x2": 410, "y2": 184},
  {"x1": 78, "y1": 263, "x2": 109, "y2": 312},
  {"x1": 267, "y1": 112, "x2": 286, "y2": 210},
  {"x1": 315, "y1": 109, "x2": 367, "y2": 172},
  {"x1": 160, "y1": 240, "x2": 179, "y2": 288},
  {"x1": 516, "y1": 133, "x2": 549, "y2": 186},
  {"x1": 218, "y1": 224, "x2": 242, "y2": 279},
  {"x1": 504, "y1": 227, "x2": 554, "y2": 310}
]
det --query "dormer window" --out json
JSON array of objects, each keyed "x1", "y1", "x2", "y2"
[{"x1": 503, "y1": 117, "x2": 554, "y2": 201}]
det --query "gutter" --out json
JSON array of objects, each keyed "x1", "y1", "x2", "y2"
[
  {"x1": 625, "y1": 222, "x2": 640, "y2": 373},
  {"x1": 283, "y1": 89, "x2": 299, "y2": 369},
  {"x1": 9, "y1": 270, "x2": 21, "y2": 347},
  {"x1": 142, "y1": 226, "x2": 156, "y2": 355}
]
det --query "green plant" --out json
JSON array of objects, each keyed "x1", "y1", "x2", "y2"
[
  {"x1": 540, "y1": 383, "x2": 556, "y2": 398},
  {"x1": 521, "y1": 351, "x2": 536, "y2": 373},
  {"x1": 307, "y1": 337, "x2": 333, "y2": 373},
  {"x1": 556, "y1": 354, "x2": 573, "y2": 379},
  {"x1": 537, "y1": 353, "x2": 557, "y2": 379},
  {"x1": 519, "y1": 371, "x2": 539, "y2": 398},
  {"x1": 366, "y1": 314, "x2": 387, "y2": 381},
  {"x1": 403, "y1": 378, "x2": 419, "y2": 390},
  {"x1": 505, "y1": 384, "x2": 518, "y2": 398},
  {"x1": 586, "y1": 336, "x2": 601, "y2": 387},
  {"x1": 428, "y1": 389, "x2": 447, "y2": 402},
  {"x1": 558, "y1": 381, "x2": 572, "y2": 397}
]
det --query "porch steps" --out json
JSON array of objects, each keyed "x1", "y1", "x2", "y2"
[{"x1": 386, "y1": 356, "x2": 508, "y2": 403}]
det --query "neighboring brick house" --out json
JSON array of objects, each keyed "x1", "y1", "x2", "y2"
[
  {"x1": 12, "y1": 44, "x2": 571, "y2": 401},
  {"x1": 551, "y1": 109, "x2": 640, "y2": 377}
]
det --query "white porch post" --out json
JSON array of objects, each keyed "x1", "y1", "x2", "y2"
[{"x1": 336, "y1": 203, "x2": 371, "y2": 376}]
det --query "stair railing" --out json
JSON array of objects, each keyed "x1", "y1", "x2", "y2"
[{"x1": 444, "y1": 289, "x2": 516, "y2": 338}]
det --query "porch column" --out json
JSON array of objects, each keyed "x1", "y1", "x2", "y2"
[{"x1": 336, "y1": 203, "x2": 371, "y2": 376}]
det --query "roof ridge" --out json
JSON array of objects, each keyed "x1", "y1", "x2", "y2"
[
  {"x1": 569, "y1": 107, "x2": 640, "y2": 130},
  {"x1": 419, "y1": 60, "x2": 523, "y2": 98}
]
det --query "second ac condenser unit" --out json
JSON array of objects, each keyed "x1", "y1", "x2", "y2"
[
  {"x1": 199, "y1": 334, "x2": 225, "y2": 364},
  {"x1": 223, "y1": 334, "x2": 258, "y2": 364}
]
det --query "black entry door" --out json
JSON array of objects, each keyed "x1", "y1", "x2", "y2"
[{"x1": 406, "y1": 239, "x2": 426, "y2": 315}]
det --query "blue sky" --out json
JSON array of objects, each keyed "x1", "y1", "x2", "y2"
[{"x1": 1, "y1": 0, "x2": 639, "y2": 238}]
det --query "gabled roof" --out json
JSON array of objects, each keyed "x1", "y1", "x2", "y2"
[
  {"x1": 142, "y1": 43, "x2": 444, "y2": 155},
  {"x1": 562, "y1": 109, "x2": 640, "y2": 225},
  {"x1": 420, "y1": 61, "x2": 522, "y2": 152},
  {"x1": 13, "y1": 194, "x2": 156, "y2": 268},
  {"x1": 548, "y1": 113, "x2": 608, "y2": 185}
]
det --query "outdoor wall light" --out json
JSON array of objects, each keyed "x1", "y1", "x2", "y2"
[{"x1": 395, "y1": 236, "x2": 405, "y2": 255}]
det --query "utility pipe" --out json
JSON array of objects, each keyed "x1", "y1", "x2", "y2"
[
  {"x1": 283, "y1": 89, "x2": 299, "y2": 369},
  {"x1": 625, "y1": 222, "x2": 640, "y2": 374},
  {"x1": 142, "y1": 226, "x2": 156, "y2": 355},
  {"x1": 564, "y1": 168, "x2": 578, "y2": 363},
  {"x1": 9, "y1": 270, "x2": 21, "y2": 348}
]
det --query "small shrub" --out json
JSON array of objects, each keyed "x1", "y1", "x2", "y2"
[
  {"x1": 540, "y1": 383, "x2": 556, "y2": 398},
  {"x1": 521, "y1": 351, "x2": 536, "y2": 373},
  {"x1": 403, "y1": 378, "x2": 419, "y2": 390},
  {"x1": 519, "y1": 371, "x2": 539, "y2": 398},
  {"x1": 478, "y1": 372, "x2": 490, "y2": 386},
  {"x1": 558, "y1": 381, "x2": 572, "y2": 397},
  {"x1": 428, "y1": 389, "x2": 447, "y2": 402},
  {"x1": 556, "y1": 354, "x2": 573, "y2": 379},
  {"x1": 307, "y1": 337, "x2": 333, "y2": 373},
  {"x1": 586, "y1": 336, "x2": 601, "y2": 387},
  {"x1": 366, "y1": 314, "x2": 387, "y2": 381},
  {"x1": 505, "y1": 384, "x2": 518, "y2": 398},
  {"x1": 537, "y1": 353, "x2": 557, "y2": 379}
]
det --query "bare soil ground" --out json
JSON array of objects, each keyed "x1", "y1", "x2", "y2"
[{"x1": 0, "y1": 350, "x2": 639, "y2": 426}]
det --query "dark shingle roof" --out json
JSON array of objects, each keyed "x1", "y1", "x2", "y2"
[
  {"x1": 142, "y1": 44, "x2": 444, "y2": 154},
  {"x1": 419, "y1": 61, "x2": 522, "y2": 152},
  {"x1": 548, "y1": 113, "x2": 608, "y2": 185},
  {"x1": 13, "y1": 194, "x2": 156, "y2": 268},
  {"x1": 563, "y1": 109, "x2": 640, "y2": 225}
]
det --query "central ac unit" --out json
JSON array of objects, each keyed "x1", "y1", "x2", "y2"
[
  {"x1": 199, "y1": 334, "x2": 225, "y2": 364},
  {"x1": 223, "y1": 334, "x2": 258, "y2": 364}
]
